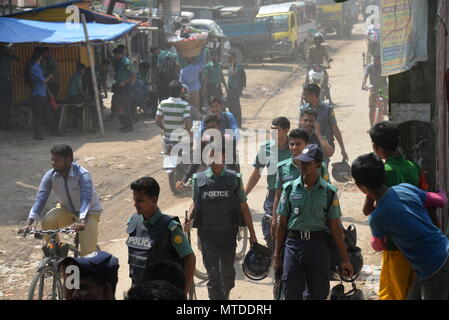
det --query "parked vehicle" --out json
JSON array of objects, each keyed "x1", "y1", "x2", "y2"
[
  {"x1": 315, "y1": 0, "x2": 358, "y2": 39},
  {"x1": 216, "y1": 6, "x2": 273, "y2": 63},
  {"x1": 256, "y1": 1, "x2": 318, "y2": 59}
]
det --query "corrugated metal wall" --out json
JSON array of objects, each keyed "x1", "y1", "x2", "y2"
[{"x1": 11, "y1": 46, "x2": 84, "y2": 104}]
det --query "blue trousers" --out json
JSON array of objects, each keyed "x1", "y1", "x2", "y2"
[
  {"x1": 198, "y1": 227, "x2": 238, "y2": 300},
  {"x1": 282, "y1": 236, "x2": 330, "y2": 300}
]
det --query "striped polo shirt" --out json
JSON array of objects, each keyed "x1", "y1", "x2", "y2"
[{"x1": 156, "y1": 97, "x2": 192, "y2": 142}]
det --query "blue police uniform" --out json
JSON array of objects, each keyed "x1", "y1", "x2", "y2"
[
  {"x1": 192, "y1": 167, "x2": 247, "y2": 300},
  {"x1": 277, "y1": 144, "x2": 342, "y2": 300}
]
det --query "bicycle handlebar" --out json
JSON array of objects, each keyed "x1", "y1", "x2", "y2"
[{"x1": 19, "y1": 227, "x2": 76, "y2": 237}]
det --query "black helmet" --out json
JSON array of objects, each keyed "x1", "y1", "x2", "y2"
[
  {"x1": 242, "y1": 243, "x2": 272, "y2": 281},
  {"x1": 331, "y1": 160, "x2": 351, "y2": 182},
  {"x1": 330, "y1": 282, "x2": 364, "y2": 300}
]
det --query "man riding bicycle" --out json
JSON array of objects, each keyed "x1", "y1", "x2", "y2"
[
  {"x1": 307, "y1": 33, "x2": 332, "y2": 104},
  {"x1": 20, "y1": 145, "x2": 102, "y2": 256}
]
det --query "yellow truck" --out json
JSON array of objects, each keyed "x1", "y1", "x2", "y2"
[
  {"x1": 314, "y1": 0, "x2": 359, "y2": 39},
  {"x1": 255, "y1": 1, "x2": 319, "y2": 59}
]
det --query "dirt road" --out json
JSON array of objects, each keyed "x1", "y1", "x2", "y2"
[{"x1": 0, "y1": 22, "x2": 381, "y2": 300}]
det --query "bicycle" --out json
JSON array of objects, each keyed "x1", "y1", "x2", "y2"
[{"x1": 20, "y1": 227, "x2": 100, "y2": 300}]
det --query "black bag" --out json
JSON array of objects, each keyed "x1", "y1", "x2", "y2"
[
  {"x1": 330, "y1": 281, "x2": 365, "y2": 300},
  {"x1": 325, "y1": 189, "x2": 363, "y2": 281}
]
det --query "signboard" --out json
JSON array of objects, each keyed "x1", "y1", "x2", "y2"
[{"x1": 380, "y1": 0, "x2": 428, "y2": 76}]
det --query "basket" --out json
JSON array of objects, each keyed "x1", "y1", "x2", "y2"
[{"x1": 171, "y1": 37, "x2": 208, "y2": 59}]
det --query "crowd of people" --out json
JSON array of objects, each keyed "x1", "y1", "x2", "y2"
[{"x1": 13, "y1": 29, "x2": 449, "y2": 301}]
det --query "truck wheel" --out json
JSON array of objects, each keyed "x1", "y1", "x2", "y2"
[{"x1": 231, "y1": 47, "x2": 244, "y2": 64}]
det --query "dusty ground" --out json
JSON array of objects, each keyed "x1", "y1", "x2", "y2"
[{"x1": 0, "y1": 22, "x2": 381, "y2": 300}]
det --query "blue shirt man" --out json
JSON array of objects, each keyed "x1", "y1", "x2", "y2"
[
  {"x1": 29, "y1": 162, "x2": 103, "y2": 221},
  {"x1": 369, "y1": 183, "x2": 449, "y2": 280},
  {"x1": 351, "y1": 152, "x2": 449, "y2": 300},
  {"x1": 30, "y1": 62, "x2": 47, "y2": 97}
]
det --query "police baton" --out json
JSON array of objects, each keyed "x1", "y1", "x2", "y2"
[{"x1": 184, "y1": 210, "x2": 197, "y2": 300}]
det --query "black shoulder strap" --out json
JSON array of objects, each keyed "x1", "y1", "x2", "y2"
[{"x1": 326, "y1": 188, "x2": 336, "y2": 213}]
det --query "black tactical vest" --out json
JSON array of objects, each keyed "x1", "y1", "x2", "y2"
[
  {"x1": 193, "y1": 170, "x2": 245, "y2": 230},
  {"x1": 126, "y1": 213, "x2": 184, "y2": 284}
]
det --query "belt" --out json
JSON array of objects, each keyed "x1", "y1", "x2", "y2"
[{"x1": 287, "y1": 230, "x2": 326, "y2": 241}]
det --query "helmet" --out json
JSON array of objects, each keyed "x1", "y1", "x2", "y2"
[
  {"x1": 313, "y1": 32, "x2": 324, "y2": 42},
  {"x1": 331, "y1": 160, "x2": 351, "y2": 183},
  {"x1": 330, "y1": 282, "x2": 364, "y2": 300},
  {"x1": 242, "y1": 243, "x2": 272, "y2": 281}
]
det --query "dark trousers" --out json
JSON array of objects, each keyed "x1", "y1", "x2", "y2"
[
  {"x1": 227, "y1": 86, "x2": 242, "y2": 128},
  {"x1": 112, "y1": 91, "x2": 133, "y2": 130},
  {"x1": 31, "y1": 95, "x2": 57, "y2": 139},
  {"x1": 282, "y1": 236, "x2": 330, "y2": 300},
  {"x1": 262, "y1": 193, "x2": 275, "y2": 251},
  {"x1": 0, "y1": 80, "x2": 13, "y2": 128},
  {"x1": 198, "y1": 227, "x2": 238, "y2": 300},
  {"x1": 407, "y1": 257, "x2": 449, "y2": 300},
  {"x1": 207, "y1": 83, "x2": 222, "y2": 99}
]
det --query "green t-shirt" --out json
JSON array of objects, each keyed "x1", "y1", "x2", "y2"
[
  {"x1": 204, "y1": 61, "x2": 222, "y2": 84},
  {"x1": 143, "y1": 209, "x2": 193, "y2": 258},
  {"x1": 384, "y1": 155, "x2": 422, "y2": 250},
  {"x1": 192, "y1": 167, "x2": 247, "y2": 202},
  {"x1": 384, "y1": 155, "x2": 421, "y2": 187},
  {"x1": 253, "y1": 141, "x2": 291, "y2": 190},
  {"x1": 68, "y1": 73, "x2": 83, "y2": 97},
  {"x1": 277, "y1": 176, "x2": 341, "y2": 232},
  {"x1": 115, "y1": 57, "x2": 135, "y2": 83}
]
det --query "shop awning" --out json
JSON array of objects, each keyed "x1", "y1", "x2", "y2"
[{"x1": 0, "y1": 17, "x2": 136, "y2": 44}]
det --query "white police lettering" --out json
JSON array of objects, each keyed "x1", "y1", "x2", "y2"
[
  {"x1": 201, "y1": 190, "x2": 230, "y2": 199},
  {"x1": 126, "y1": 237, "x2": 152, "y2": 249}
]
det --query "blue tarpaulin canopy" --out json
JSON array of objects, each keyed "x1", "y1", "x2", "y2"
[{"x1": 0, "y1": 17, "x2": 136, "y2": 44}]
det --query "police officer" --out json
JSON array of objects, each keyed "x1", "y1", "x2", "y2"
[
  {"x1": 245, "y1": 117, "x2": 291, "y2": 251},
  {"x1": 184, "y1": 137, "x2": 258, "y2": 300},
  {"x1": 273, "y1": 144, "x2": 353, "y2": 300},
  {"x1": 112, "y1": 45, "x2": 136, "y2": 132},
  {"x1": 270, "y1": 128, "x2": 331, "y2": 240},
  {"x1": 126, "y1": 176, "x2": 195, "y2": 296}
]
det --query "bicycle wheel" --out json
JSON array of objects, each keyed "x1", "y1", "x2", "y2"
[
  {"x1": 235, "y1": 226, "x2": 249, "y2": 260},
  {"x1": 189, "y1": 229, "x2": 209, "y2": 280},
  {"x1": 28, "y1": 266, "x2": 63, "y2": 300}
]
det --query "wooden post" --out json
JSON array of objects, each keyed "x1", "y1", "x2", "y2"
[{"x1": 81, "y1": 13, "x2": 105, "y2": 137}]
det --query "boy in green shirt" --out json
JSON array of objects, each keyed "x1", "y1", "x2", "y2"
[{"x1": 365, "y1": 121, "x2": 428, "y2": 300}]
